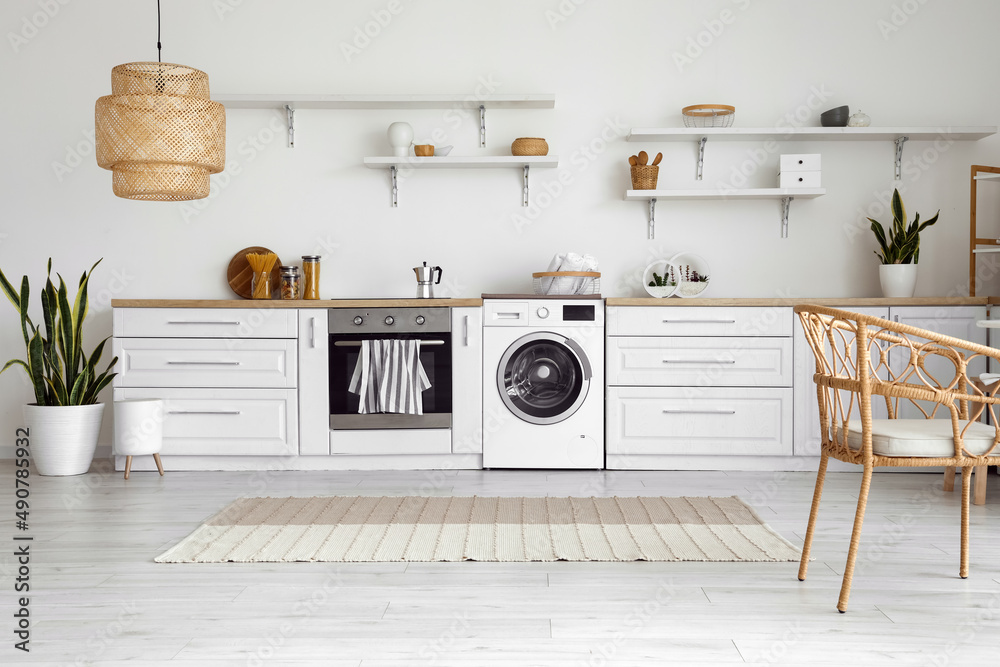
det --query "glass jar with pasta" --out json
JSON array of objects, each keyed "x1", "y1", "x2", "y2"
[{"x1": 302, "y1": 255, "x2": 320, "y2": 299}]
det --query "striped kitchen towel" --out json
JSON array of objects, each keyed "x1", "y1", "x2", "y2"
[{"x1": 348, "y1": 339, "x2": 431, "y2": 414}]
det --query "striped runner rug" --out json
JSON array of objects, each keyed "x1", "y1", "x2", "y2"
[{"x1": 156, "y1": 495, "x2": 801, "y2": 563}]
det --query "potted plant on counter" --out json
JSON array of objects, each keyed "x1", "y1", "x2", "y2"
[
  {"x1": 869, "y1": 189, "x2": 939, "y2": 298},
  {"x1": 1, "y1": 259, "x2": 117, "y2": 476}
]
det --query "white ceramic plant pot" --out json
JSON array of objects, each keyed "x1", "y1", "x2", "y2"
[
  {"x1": 879, "y1": 264, "x2": 918, "y2": 298},
  {"x1": 387, "y1": 122, "x2": 413, "y2": 157},
  {"x1": 23, "y1": 403, "x2": 105, "y2": 476},
  {"x1": 114, "y1": 399, "x2": 163, "y2": 456}
]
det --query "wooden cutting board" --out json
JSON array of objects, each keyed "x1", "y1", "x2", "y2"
[{"x1": 226, "y1": 246, "x2": 283, "y2": 299}]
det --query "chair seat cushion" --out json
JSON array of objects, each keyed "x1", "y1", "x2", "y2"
[{"x1": 846, "y1": 419, "x2": 998, "y2": 457}]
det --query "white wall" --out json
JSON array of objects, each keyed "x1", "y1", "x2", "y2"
[{"x1": 1, "y1": 0, "x2": 999, "y2": 452}]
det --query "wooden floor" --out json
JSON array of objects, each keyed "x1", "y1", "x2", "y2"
[{"x1": 2, "y1": 461, "x2": 999, "y2": 666}]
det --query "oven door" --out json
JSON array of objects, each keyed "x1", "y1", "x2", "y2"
[
  {"x1": 497, "y1": 332, "x2": 592, "y2": 425},
  {"x1": 329, "y1": 333, "x2": 453, "y2": 429}
]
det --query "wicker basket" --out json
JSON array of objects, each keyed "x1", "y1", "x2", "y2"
[
  {"x1": 532, "y1": 271, "x2": 601, "y2": 296},
  {"x1": 630, "y1": 165, "x2": 659, "y2": 190},
  {"x1": 682, "y1": 104, "x2": 735, "y2": 128},
  {"x1": 511, "y1": 137, "x2": 549, "y2": 156}
]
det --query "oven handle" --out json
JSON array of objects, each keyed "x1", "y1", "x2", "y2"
[{"x1": 332, "y1": 339, "x2": 446, "y2": 347}]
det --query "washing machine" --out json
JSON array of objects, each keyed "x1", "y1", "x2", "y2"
[{"x1": 482, "y1": 298, "x2": 604, "y2": 469}]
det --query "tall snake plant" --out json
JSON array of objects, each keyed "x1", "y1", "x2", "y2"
[
  {"x1": 869, "y1": 189, "x2": 940, "y2": 264},
  {"x1": 0, "y1": 259, "x2": 117, "y2": 406}
]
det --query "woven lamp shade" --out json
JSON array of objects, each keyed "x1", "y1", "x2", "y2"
[{"x1": 96, "y1": 62, "x2": 226, "y2": 201}]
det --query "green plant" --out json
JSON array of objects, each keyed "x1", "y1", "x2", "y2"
[
  {"x1": 648, "y1": 270, "x2": 676, "y2": 287},
  {"x1": 869, "y1": 189, "x2": 939, "y2": 264},
  {"x1": 0, "y1": 259, "x2": 117, "y2": 406}
]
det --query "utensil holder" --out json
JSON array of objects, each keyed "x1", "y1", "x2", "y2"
[{"x1": 630, "y1": 165, "x2": 659, "y2": 190}]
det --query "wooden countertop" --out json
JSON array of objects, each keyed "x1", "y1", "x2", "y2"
[
  {"x1": 111, "y1": 298, "x2": 484, "y2": 308},
  {"x1": 605, "y1": 297, "x2": 990, "y2": 307}
]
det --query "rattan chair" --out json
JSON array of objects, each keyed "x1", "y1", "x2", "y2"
[{"x1": 795, "y1": 305, "x2": 1000, "y2": 612}]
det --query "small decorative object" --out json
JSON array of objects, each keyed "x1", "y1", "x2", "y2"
[
  {"x1": 387, "y1": 122, "x2": 413, "y2": 157},
  {"x1": 279, "y1": 266, "x2": 301, "y2": 300},
  {"x1": 511, "y1": 138, "x2": 549, "y2": 156},
  {"x1": 246, "y1": 251, "x2": 277, "y2": 300},
  {"x1": 226, "y1": 246, "x2": 281, "y2": 299},
  {"x1": 869, "y1": 188, "x2": 939, "y2": 298},
  {"x1": 0, "y1": 259, "x2": 118, "y2": 476},
  {"x1": 820, "y1": 105, "x2": 850, "y2": 127},
  {"x1": 414, "y1": 144, "x2": 434, "y2": 157},
  {"x1": 95, "y1": 1, "x2": 225, "y2": 201},
  {"x1": 670, "y1": 252, "x2": 711, "y2": 298},
  {"x1": 642, "y1": 260, "x2": 677, "y2": 298},
  {"x1": 848, "y1": 110, "x2": 871, "y2": 127},
  {"x1": 302, "y1": 255, "x2": 321, "y2": 300},
  {"x1": 435, "y1": 145, "x2": 453, "y2": 157},
  {"x1": 682, "y1": 104, "x2": 735, "y2": 128},
  {"x1": 114, "y1": 398, "x2": 164, "y2": 480}
]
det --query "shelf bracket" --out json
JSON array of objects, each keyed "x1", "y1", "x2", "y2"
[
  {"x1": 522, "y1": 164, "x2": 530, "y2": 206},
  {"x1": 894, "y1": 135, "x2": 909, "y2": 180},
  {"x1": 480, "y1": 105, "x2": 486, "y2": 148},
  {"x1": 285, "y1": 104, "x2": 295, "y2": 148},
  {"x1": 390, "y1": 165, "x2": 398, "y2": 208},
  {"x1": 696, "y1": 136, "x2": 707, "y2": 180},
  {"x1": 781, "y1": 196, "x2": 793, "y2": 238},
  {"x1": 648, "y1": 198, "x2": 657, "y2": 240}
]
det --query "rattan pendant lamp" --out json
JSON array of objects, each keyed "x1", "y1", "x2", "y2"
[{"x1": 95, "y1": 0, "x2": 225, "y2": 201}]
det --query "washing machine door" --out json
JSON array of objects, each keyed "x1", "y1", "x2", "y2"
[{"x1": 497, "y1": 332, "x2": 592, "y2": 425}]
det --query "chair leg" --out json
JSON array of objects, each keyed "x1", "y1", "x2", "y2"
[
  {"x1": 961, "y1": 467, "x2": 972, "y2": 579},
  {"x1": 152, "y1": 453, "x2": 164, "y2": 476},
  {"x1": 837, "y1": 463, "x2": 874, "y2": 613},
  {"x1": 973, "y1": 465, "x2": 987, "y2": 506},
  {"x1": 123, "y1": 456, "x2": 132, "y2": 480},
  {"x1": 943, "y1": 466, "x2": 956, "y2": 492},
  {"x1": 799, "y1": 453, "x2": 829, "y2": 582}
]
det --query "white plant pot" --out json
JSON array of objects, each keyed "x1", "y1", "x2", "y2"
[
  {"x1": 114, "y1": 399, "x2": 163, "y2": 456},
  {"x1": 879, "y1": 264, "x2": 918, "y2": 298},
  {"x1": 23, "y1": 403, "x2": 105, "y2": 476}
]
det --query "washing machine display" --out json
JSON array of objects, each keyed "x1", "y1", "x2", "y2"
[{"x1": 498, "y1": 332, "x2": 591, "y2": 425}]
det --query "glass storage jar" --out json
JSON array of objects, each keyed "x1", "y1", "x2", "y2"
[
  {"x1": 279, "y1": 266, "x2": 301, "y2": 300},
  {"x1": 302, "y1": 255, "x2": 320, "y2": 299}
]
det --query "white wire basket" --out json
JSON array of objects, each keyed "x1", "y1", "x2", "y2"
[
  {"x1": 682, "y1": 104, "x2": 736, "y2": 128},
  {"x1": 532, "y1": 271, "x2": 601, "y2": 296}
]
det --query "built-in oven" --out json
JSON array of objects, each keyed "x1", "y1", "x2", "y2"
[{"x1": 328, "y1": 307, "x2": 452, "y2": 429}]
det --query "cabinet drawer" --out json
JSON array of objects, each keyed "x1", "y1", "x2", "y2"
[
  {"x1": 607, "y1": 337, "x2": 792, "y2": 387},
  {"x1": 607, "y1": 306, "x2": 792, "y2": 337},
  {"x1": 113, "y1": 308, "x2": 298, "y2": 339},
  {"x1": 112, "y1": 388, "x2": 297, "y2": 456},
  {"x1": 778, "y1": 170, "x2": 821, "y2": 188},
  {"x1": 779, "y1": 154, "x2": 821, "y2": 171},
  {"x1": 606, "y1": 387, "x2": 792, "y2": 456},
  {"x1": 114, "y1": 338, "x2": 297, "y2": 388}
]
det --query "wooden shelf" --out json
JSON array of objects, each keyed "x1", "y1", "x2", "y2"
[
  {"x1": 975, "y1": 172, "x2": 1000, "y2": 181},
  {"x1": 364, "y1": 156, "x2": 559, "y2": 169},
  {"x1": 216, "y1": 94, "x2": 555, "y2": 109},
  {"x1": 969, "y1": 165, "x2": 1000, "y2": 295},
  {"x1": 624, "y1": 188, "x2": 825, "y2": 201},
  {"x1": 627, "y1": 127, "x2": 996, "y2": 142}
]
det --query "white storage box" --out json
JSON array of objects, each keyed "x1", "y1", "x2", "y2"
[
  {"x1": 779, "y1": 171, "x2": 822, "y2": 188},
  {"x1": 779, "y1": 154, "x2": 821, "y2": 171}
]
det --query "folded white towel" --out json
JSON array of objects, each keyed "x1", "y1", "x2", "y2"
[
  {"x1": 540, "y1": 253, "x2": 564, "y2": 295},
  {"x1": 549, "y1": 252, "x2": 583, "y2": 295},
  {"x1": 348, "y1": 340, "x2": 431, "y2": 415}
]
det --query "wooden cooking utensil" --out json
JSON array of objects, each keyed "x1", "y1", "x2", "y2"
[
  {"x1": 227, "y1": 246, "x2": 283, "y2": 299},
  {"x1": 652, "y1": 152, "x2": 663, "y2": 166},
  {"x1": 638, "y1": 151, "x2": 648, "y2": 165},
  {"x1": 628, "y1": 155, "x2": 638, "y2": 166}
]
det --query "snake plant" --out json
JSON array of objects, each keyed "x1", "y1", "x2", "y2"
[
  {"x1": 869, "y1": 189, "x2": 939, "y2": 264},
  {"x1": 0, "y1": 259, "x2": 117, "y2": 406}
]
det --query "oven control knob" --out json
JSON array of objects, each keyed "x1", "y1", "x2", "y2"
[
  {"x1": 536, "y1": 306, "x2": 550, "y2": 319},
  {"x1": 353, "y1": 316, "x2": 363, "y2": 326},
  {"x1": 384, "y1": 316, "x2": 395, "y2": 326},
  {"x1": 415, "y1": 315, "x2": 425, "y2": 325}
]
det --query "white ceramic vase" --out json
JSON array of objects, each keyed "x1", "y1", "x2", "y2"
[
  {"x1": 879, "y1": 264, "x2": 918, "y2": 298},
  {"x1": 386, "y1": 122, "x2": 413, "y2": 157},
  {"x1": 114, "y1": 399, "x2": 163, "y2": 456},
  {"x1": 23, "y1": 403, "x2": 105, "y2": 476}
]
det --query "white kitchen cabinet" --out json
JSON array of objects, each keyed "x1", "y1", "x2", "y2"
[
  {"x1": 450, "y1": 307, "x2": 483, "y2": 454},
  {"x1": 297, "y1": 310, "x2": 329, "y2": 455},
  {"x1": 113, "y1": 338, "x2": 297, "y2": 388},
  {"x1": 113, "y1": 307, "x2": 297, "y2": 339}
]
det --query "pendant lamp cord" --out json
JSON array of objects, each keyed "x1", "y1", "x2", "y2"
[{"x1": 156, "y1": 0, "x2": 162, "y2": 62}]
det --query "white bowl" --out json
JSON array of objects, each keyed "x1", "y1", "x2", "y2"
[{"x1": 435, "y1": 145, "x2": 453, "y2": 156}]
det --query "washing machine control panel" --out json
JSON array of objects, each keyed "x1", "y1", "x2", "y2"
[{"x1": 536, "y1": 306, "x2": 549, "y2": 319}]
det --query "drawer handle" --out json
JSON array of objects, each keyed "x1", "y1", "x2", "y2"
[
  {"x1": 661, "y1": 319, "x2": 737, "y2": 324},
  {"x1": 662, "y1": 409, "x2": 736, "y2": 415},
  {"x1": 662, "y1": 359, "x2": 736, "y2": 364},
  {"x1": 167, "y1": 320, "x2": 242, "y2": 325},
  {"x1": 166, "y1": 361, "x2": 242, "y2": 366},
  {"x1": 168, "y1": 410, "x2": 242, "y2": 415}
]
